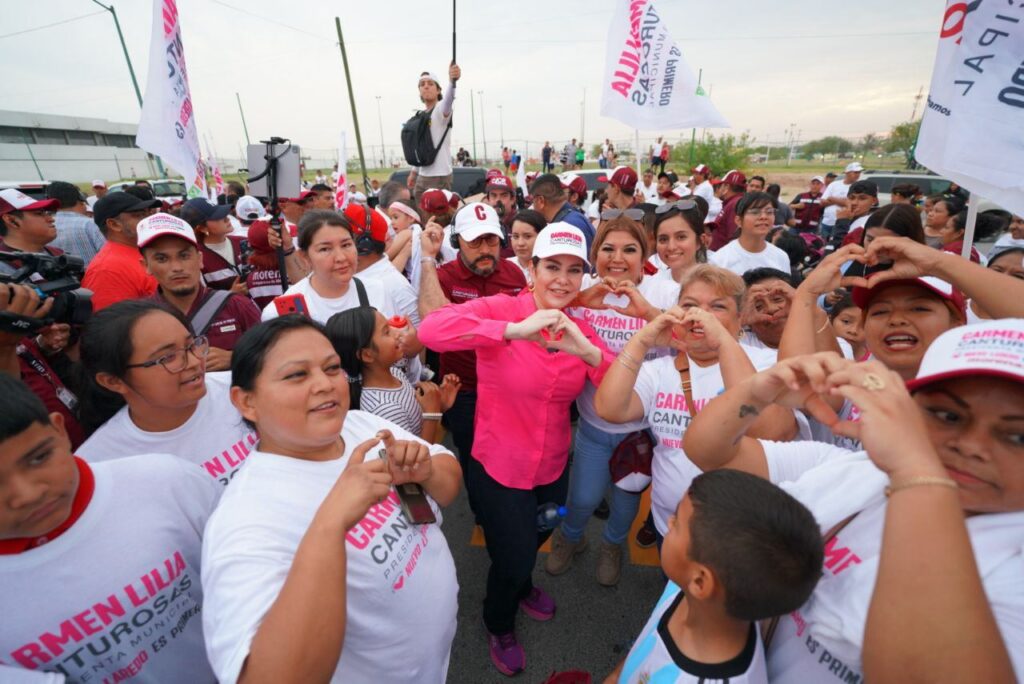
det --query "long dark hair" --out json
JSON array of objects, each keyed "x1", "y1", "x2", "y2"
[
  {"x1": 79, "y1": 300, "x2": 192, "y2": 434},
  {"x1": 323, "y1": 307, "x2": 378, "y2": 411}
]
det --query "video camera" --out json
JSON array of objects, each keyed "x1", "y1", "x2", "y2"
[{"x1": 0, "y1": 251, "x2": 93, "y2": 334}]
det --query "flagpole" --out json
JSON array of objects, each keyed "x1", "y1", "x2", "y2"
[
  {"x1": 470, "y1": 90, "x2": 477, "y2": 162},
  {"x1": 335, "y1": 17, "x2": 371, "y2": 194},
  {"x1": 236, "y1": 92, "x2": 251, "y2": 145},
  {"x1": 635, "y1": 129, "x2": 641, "y2": 179},
  {"x1": 961, "y1": 198, "x2": 980, "y2": 260},
  {"x1": 688, "y1": 68, "x2": 702, "y2": 166}
]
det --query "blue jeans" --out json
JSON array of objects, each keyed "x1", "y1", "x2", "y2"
[
  {"x1": 820, "y1": 222, "x2": 835, "y2": 241},
  {"x1": 561, "y1": 418, "x2": 642, "y2": 546}
]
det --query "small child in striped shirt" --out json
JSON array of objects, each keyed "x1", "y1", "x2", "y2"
[{"x1": 326, "y1": 306, "x2": 459, "y2": 442}]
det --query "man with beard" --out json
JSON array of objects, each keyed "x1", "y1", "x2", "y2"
[
  {"x1": 483, "y1": 174, "x2": 518, "y2": 237},
  {"x1": 418, "y1": 202, "x2": 527, "y2": 486},
  {"x1": 138, "y1": 213, "x2": 260, "y2": 371}
]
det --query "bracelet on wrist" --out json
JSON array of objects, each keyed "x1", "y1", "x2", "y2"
[
  {"x1": 885, "y1": 475, "x2": 958, "y2": 498},
  {"x1": 619, "y1": 349, "x2": 641, "y2": 367},
  {"x1": 422, "y1": 412, "x2": 443, "y2": 421},
  {"x1": 420, "y1": 257, "x2": 437, "y2": 265},
  {"x1": 282, "y1": 247, "x2": 295, "y2": 256},
  {"x1": 615, "y1": 356, "x2": 639, "y2": 372}
]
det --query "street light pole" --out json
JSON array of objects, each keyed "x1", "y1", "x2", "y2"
[
  {"x1": 470, "y1": 90, "x2": 477, "y2": 162},
  {"x1": 91, "y1": 0, "x2": 165, "y2": 176},
  {"x1": 479, "y1": 90, "x2": 488, "y2": 164},
  {"x1": 498, "y1": 105, "x2": 504, "y2": 148},
  {"x1": 375, "y1": 96, "x2": 386, "y2": 169}
]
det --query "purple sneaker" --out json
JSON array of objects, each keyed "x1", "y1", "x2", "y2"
[
  {"x1": 519, "y1": 586, "x2": 556, "y2": 621},
  {"x1": 487, "y1": 630, "x2": 525, "y2": 676}
]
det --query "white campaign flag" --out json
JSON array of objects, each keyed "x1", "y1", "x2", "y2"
[
  {"x1": 916, "y1": 1, "x2": 1024, "y2": 216},
  {"x1": 334, "y1": 132, "x2": 348, "y2": 210},
  {"x1": 600, "y1": 0, "x2": 729, "y2": 131},
  {"x1": 136, "y1": 0, "x2": 207, "y2": 198}
]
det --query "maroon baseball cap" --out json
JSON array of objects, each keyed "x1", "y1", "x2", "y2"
[
  {"x1": 599, "y1": 166, "x2": 638, "y2": 193},
  {"x1": 486, "y1": 175, "x2": 514, "y2": 194},
  {"x1": 420, "y1": 188, "x2": 453, "y2": 214},
  {"x1": 280, "y1": 190, "x2": 315, "y2": 204},
  {"x1": 560, "y1": 173, "x2": 588, "y2": 198},
  {"x1": 485, "y1": 168, "x2": 504, "y2": 181},
  {"x1": 691, "y1": 164, "x2": 710, "y2": 176},
  {"x1": 719, "y1": 170, "x2": 747, "y2": 188}
]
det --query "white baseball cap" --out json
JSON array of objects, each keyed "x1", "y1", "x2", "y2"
[
  {"x1": 811, "y1": 175, "x2": 825, "y2": 184},
  {"x1": 91, "y1": 179, "x2": 106, "y2": 189},
  {"x1": 137, "y1": 212, "x2": 198, "y2": 249},
  {"x1": 906, "y1": 319, "x2": 1024, "y2": 392},
  {"x1": 845, "y1": 162, "x2": 864, "y2": 173},
  {"x1": 235, "y1": 195, "x2": 266, "y2": 221},
  {"x1": 453, "y1": 202, "x2": 503, "y2": 243},
  {"x1": 532, "y1": 222, "x2": 589, "y2": 265},
  {"x1": 418, "y1": 71, "x2": 441, "y2": 86}
]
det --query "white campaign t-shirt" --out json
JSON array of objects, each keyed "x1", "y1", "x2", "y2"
[
  {"x1": 0, "y1": 455, "x2": 219, "y2": 683},
  {"x1": 569, "y1": 274, "x2": 680, "y2": 433},
  {"x1": 710, "y1": 240, "x2": 791, "y2": 276},
  {"x1": 634, "y1": 345, "x2": 777, "y2": 535},
  {"x1": 77, "y1": 372, "x2": 258, "y2": 488},
  {"x1": 820, "y1": 180, "x2": 851, "y2": 225},
  {"x1": 260, "y1": 274, "x2": 397, "y2": 325},
  {"x1": 417, "y1": 92, "x2": 454, "y2": 178},
  {"x1": 618, "y1": 582, "x2": 767, "y2": 684},
  {"x1": 202, "y1": 411, "x2": 459, "y2": 684},
  {"x1": 357, "y1": 255, "x2": 422, "y2": 327},
  {"x1": 758, "y1": 441, "x2": 1024, "y2": 683}
]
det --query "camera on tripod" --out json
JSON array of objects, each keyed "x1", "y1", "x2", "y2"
[{"x1": 0, "y1": 251, "x2": 93, "y2": 334}]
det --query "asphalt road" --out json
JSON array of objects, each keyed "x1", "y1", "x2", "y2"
[{"x1": 439, "y1": 459, "x2": 665, "y2": 684}]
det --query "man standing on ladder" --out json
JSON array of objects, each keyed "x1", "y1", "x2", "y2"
[{"x1": 407, "y1": 62, "x2": 462, "y2": 199}]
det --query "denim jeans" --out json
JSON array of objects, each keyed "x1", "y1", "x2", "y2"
[{"x1": 560, "y1": 418, "x2": 642, "y2": 546}]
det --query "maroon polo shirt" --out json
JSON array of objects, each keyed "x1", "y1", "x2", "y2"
[
  {"x1": 150, "y1": 285, "x2": 261, "y2": 351},
  {"x1": 435, "y1": 257, "x2": 527, "y2": 391},
  {"x1": 709, "y1": 192, "x2": 743, "y2": 251}
]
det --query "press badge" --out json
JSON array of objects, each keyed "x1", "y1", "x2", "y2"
[{"x1": 56, "y1": 386, "x2": 79, "y2": 411}]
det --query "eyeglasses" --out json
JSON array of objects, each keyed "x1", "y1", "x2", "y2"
[
  {"x1": 464, "y1": 234, "x2": 501, "y2": 248},
  {"x1": 125, "y1": 336, "x2": 210, "y2": 373},
  {"x1": 655, "y1": 200, "x2": 698, "y2": 215},
  {"x1": 600, "y1": 208, "x2": 645, "y2": 221}
]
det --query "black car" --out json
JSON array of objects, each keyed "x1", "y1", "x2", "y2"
[{"x1": 388, "y1": 167, "x2": 487, "y2": 198}]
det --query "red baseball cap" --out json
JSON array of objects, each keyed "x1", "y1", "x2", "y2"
[
  {"x1": 485, "y1": 175, "x2": 514, "y2": 195},
  {"x1": 719, "y1": 170, "x2": 747, "y2": 188},
  {"x1": 485, "y1": 168, "x2": 504, "y2": 181},
  {"x1": 343, "y1": 203, "x2": 388, "y2": 244},
  {"x1": 852, "y1": 276, "x2": 967, "y2": 320},
  {"x1": 0, "y1": 188, "x2": 59, "y2": 216},
  {"x1": 280, "y1": 190, "x2": 315, "y2": 204},
  {"x1": 691, "y1": 164, "x2": 711, "y2": 176},
  {"x1": 599, "y1": 166, "x2": 638, "y2": 193},
  {"x1": 247, "y1": 220, "x2": 275, "y2": 254}
]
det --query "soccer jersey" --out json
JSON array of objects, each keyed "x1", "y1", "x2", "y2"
[{"x1": 619, "y1": 581, "x2": 766, "y2": 684}]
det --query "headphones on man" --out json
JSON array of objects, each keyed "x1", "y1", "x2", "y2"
[{"x1": 448, "y1": 204, "x2": 509, "y2": 250}]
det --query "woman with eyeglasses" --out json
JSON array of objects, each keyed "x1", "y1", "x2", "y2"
[
  {"x1": 649, "y1": 199, "x2": 711, "y2": 284},
  {"x1": 77, "y1": 300, "x2": 257, "y2": 488},
  {"x1": 418, "y1": 222, "x2": 616, "y2": 676},
  {"x1": 545, "y1": 214, "x2": 680, "y2": 587},
  {"x1": 709, "y1": 192, "x2": 792, "y2": 276}
]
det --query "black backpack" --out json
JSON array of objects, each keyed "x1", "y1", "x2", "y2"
[{"x1": 401, "y1": 107, "x2": 451, "y2": 167}]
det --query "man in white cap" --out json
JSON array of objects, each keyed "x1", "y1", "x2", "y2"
[
  {"x1": 407, "y1": 62, "x2": 462, "y2": 199},
  {"x1": 418, "y1": 202, "x2": 527, "y2": 501},
  {"x1": 820, "y1": 162, "x2": 862, "y2": 241},
  {"x1": 137, "y1": 213, "x2": 261, "y2": 370},
  {"x1": 86, "y1": 179, "x2": 107, "y2": 211}
]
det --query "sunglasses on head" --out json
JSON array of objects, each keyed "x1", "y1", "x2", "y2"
[
  {"x1": 655, "y1": 200, "x2": 698, "y2": 215},
  {"x1": 600, "y1": 208, "x2": 645, "y2": 221}
]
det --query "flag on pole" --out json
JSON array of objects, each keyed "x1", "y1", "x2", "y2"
[
  {"x1": 600, "y1": 0, "x2": 729, "y2": 131},
  {"x1": 915, "y1": 0, "x2": 1024, "y2": 217},
  {"x1": 334, "y1": 132, "x2": 349, "y2": 210},
  {"x1": 213, "y1": 164, "x2": 224, "y2": 197},
  {"x1": 515, "y1": 150, "x2": 528, "y2": 195},
  {"x1": 136, "y1": 0, "x2": 207, "y2": 198}
]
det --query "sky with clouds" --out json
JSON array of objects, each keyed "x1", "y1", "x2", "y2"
[{"x1": 2, "y1": 0, "x2": 947, "y2": 161}]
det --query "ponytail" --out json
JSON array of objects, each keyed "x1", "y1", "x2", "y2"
[{"x1": 323, "y1": 306, "x2": 378, "y2": 411}]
